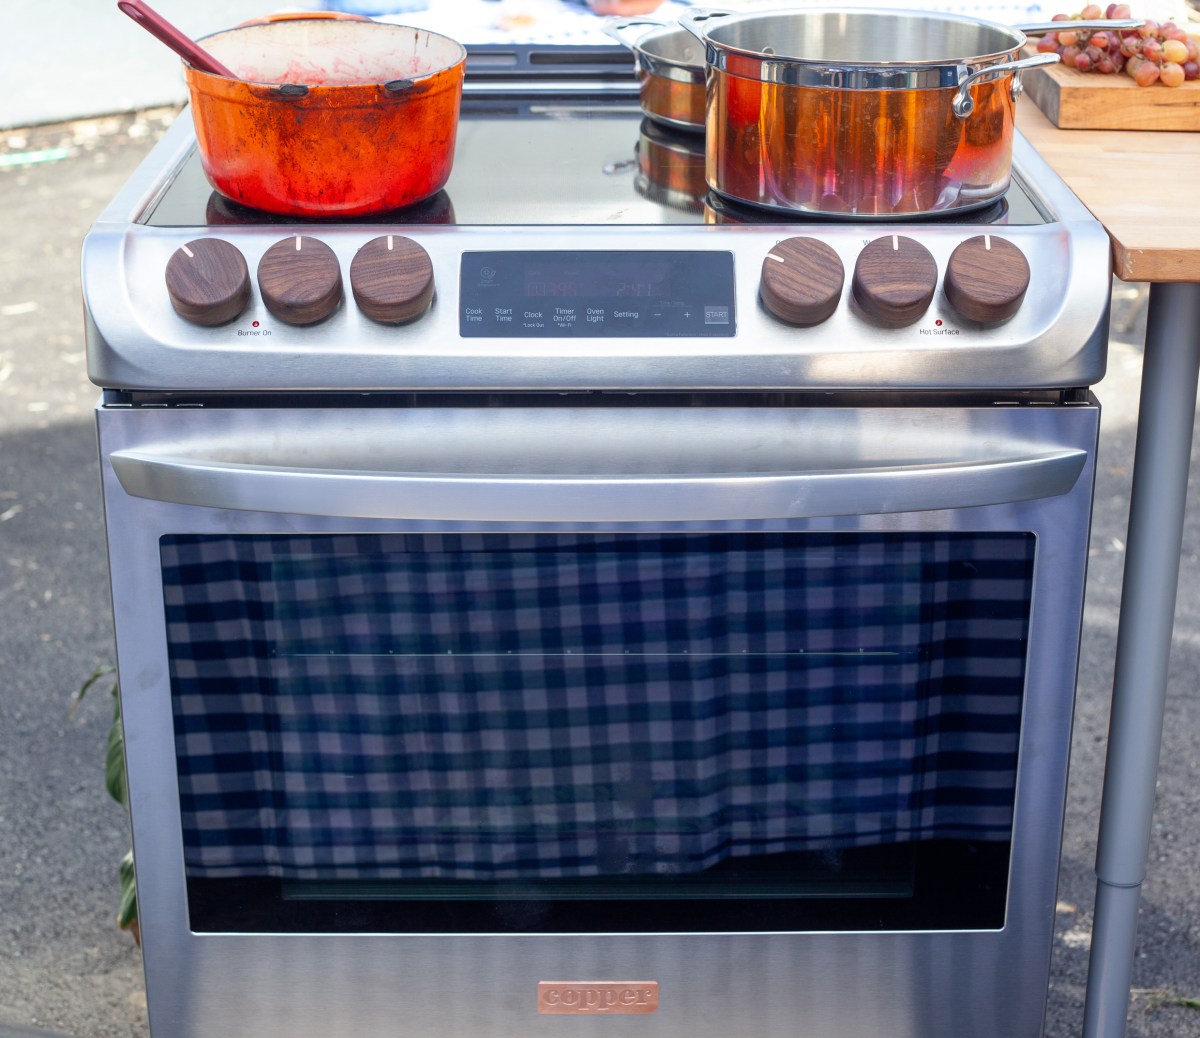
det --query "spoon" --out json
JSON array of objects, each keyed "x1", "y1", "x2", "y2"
[{"x1": 117, "y1": 0, "x2": 238, "y2": 79}]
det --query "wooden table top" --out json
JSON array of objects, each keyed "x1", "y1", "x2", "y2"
[{"x1": 1017, "y1": 96, "x2": 1200, "y2": 284}]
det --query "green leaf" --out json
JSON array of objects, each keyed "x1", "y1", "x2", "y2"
[
  {"x1": 72, "y1": 664, "x2": 138, "y2": 941},
  {"x1": 68, "y1": 664, "x2": 116, "y2": 720},
  {"x1": 105, "y1": 688, "x2": 127, "y2": 807},
  {"x1": 117, "y1": 848, "x2": 139, "y2": 936}
]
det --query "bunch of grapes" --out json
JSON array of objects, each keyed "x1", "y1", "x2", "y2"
[{"x1": 1036, "y1": 4, "x2": 1200, "y2": 87}]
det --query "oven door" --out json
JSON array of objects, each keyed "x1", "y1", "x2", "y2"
[{"x1": 99, "y1": 400, "x2": 1097, "y2": 1038}]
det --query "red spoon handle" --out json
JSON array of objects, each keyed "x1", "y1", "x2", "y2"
[{"x1": 117, "y1": 0, "x2": 237, "y2": 79}]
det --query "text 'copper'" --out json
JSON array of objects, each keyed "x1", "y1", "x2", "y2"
[{"x1": 538, "y1": 981, "x2": 659, "y2": 1015}]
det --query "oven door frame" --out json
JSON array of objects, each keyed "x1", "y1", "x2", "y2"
[{"x1": 98, "y1": 398, "x2": 1098, "y2": 1038}]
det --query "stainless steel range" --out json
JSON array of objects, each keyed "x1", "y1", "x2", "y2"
[{"x1": 83, "y1": 61, "x2": 1110, "y2": 1038}]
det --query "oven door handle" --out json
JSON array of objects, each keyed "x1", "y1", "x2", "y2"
[{"x1": 109, "y1": 446, "x2": 1088, "y2": 521}]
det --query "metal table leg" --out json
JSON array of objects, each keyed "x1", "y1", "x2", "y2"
[{"x1": 1083, "y1": 281, "x2": 1200, "y2": 1038}]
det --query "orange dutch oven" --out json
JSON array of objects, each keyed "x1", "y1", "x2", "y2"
[{"x1": 184, "y1": 14, "x2": 466, "y2": 217}]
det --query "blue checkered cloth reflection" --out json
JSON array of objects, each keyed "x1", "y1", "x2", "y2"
[{"x1": 163, "y1": 532, "x2": 1033, "y2": 881}]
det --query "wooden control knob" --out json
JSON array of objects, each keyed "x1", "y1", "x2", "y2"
[
  {"x1": 944, "y1": 235, "x2": 1030, "y2": 324},
  {"x1": 349, "y1": 235, "x2": 435, "y2": 324},
  {"x1": 257, "y1": 235, "x2": 343, "y2": 326},
  {"x1": 852, "y1": 235, "x2": 938, "y2": 327},
  {"x1": 759, "y1": 237, "x2": 845, "y2": 326},
  {"x1": 165, "y1": 238, "x2": 251, "y2": 326}
]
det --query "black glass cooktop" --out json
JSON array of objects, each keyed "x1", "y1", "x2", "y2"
[{"x1": 143, "y1": 99, "x2": 1049, "y2": 229}]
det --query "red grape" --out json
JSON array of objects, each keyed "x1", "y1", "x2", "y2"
[
  {"x1": 1046, "y1": 6, "x2": 1197, "y2": 87},
  {"x1": 1161, "y1": 38, "x2": 1188, "y2": 64},
  {"x1": 1159, "y1": 60, "x2": 1185, "y2": 87},
  {"x1": 1120, "y1": 35, "x2": 1142, "y2": 57},
  {"x1": 1133, "y1": 59, "x2": 1160, "y2": 85}
]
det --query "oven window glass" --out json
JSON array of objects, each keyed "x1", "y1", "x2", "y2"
[{"x1": 162, "y1": 532, "x2": 1034, "y2": 933}]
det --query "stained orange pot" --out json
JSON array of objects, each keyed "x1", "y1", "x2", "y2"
[{"x1": 184, "y1": 17, "x2": 466, "y2": 217}]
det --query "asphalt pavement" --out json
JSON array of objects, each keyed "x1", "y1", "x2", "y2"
[{"x1": 0, "y1": 8, "x2": 1198, "y2": 1037}]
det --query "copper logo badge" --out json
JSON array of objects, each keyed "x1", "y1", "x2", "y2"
[{"x1": 538, "y1": 981, "x2": 659, "y2": 1015}]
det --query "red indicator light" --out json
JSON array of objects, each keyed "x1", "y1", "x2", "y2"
[
  {"x1": 252, "y1": 320, "x2": 260, "y2": 328},
  {"x1": 935, "y1": 319, "x2": 943, "y2": 326}
]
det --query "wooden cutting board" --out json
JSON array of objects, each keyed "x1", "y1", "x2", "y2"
[{"x1": 1021, "y1": 46, "x2": 1200, "y2": 130}]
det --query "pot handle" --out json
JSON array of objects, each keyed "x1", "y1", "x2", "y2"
[
  {"x1": 953, "y1": 53, "x2": 1059, "y2": 118},
  {"x1": 603, "y1": 16, "x2": 668, "y2": 50},
  {"x1": 1013, "y1": 18, "x2": 1142, "y2": 35},
  {"x1": 678, "y1": 8, "x2": 736, "y2": 44}
]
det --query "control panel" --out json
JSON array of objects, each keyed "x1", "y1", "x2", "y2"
[
  {"x1": 84, "y1": 214, "x2": 1108, "y2": 393},
  {"x1": 458, "y1": 251, "x2": 735, "y2": 338},
  {"x1": 162, "y1": 234, "x2": 1030, "y2": 334}
]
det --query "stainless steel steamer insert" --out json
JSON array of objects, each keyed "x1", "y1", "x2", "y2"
[{"x1": 83, "y1": 63, "x2": 1111, "y2": 1038}]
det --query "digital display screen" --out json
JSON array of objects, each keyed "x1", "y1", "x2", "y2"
[
  {"x1": 460, "y1": 250, "x2": 736, "y2": 338},
  {"x1": 523, "y1": 258, "x2": 672, "y2": 300}
]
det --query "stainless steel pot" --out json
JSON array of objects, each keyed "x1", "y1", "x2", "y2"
[
  {"x1": 680, "y1": 7, "x2": 1138, "y2": 217},
  {"x1": 605, "y1": 17, "x2": 706, "y2": 132},
  {"x1": 635, "y1": 118, "x2": 708, "y2": 211}
]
